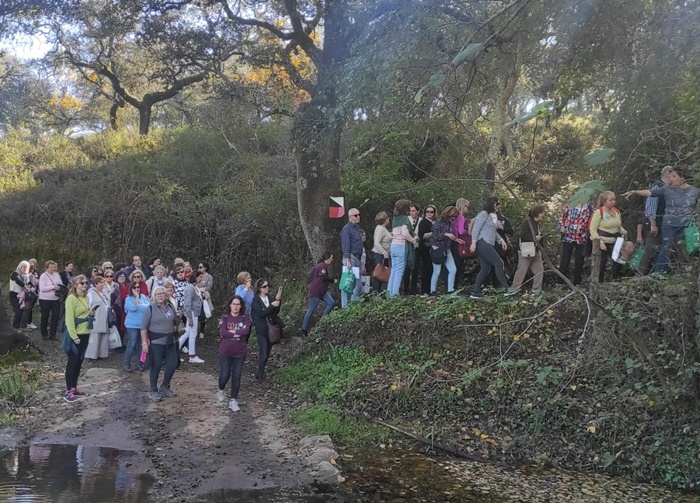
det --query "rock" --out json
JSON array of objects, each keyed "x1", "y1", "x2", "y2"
[
  {"x1": 306, "y1": 447, "x2": 339, "y2": 467},
  {"x1": 299, "y1": 434, "x2": 334, "y2": 451},
  {"x1": 314, "y1": 460, "x2": 340, "y2": 483},
  {"x1": 0, "y1": 428, "x2": 24, "y2": 449},
  {"x1": 84, "y1": 368, "x2": 119, "y2": 379}
]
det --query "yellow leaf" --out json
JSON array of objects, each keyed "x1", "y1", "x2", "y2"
[
  {"x1": 648, "y1": 400, "x2": 654, "y2": 406},
  {"x1": 330, "y1": 458, "x2": 337, "y2": 465},
  {"x1": 390, "y1": 384, "x2": 398, "y2": 391},
  {"x1": 487, "y1": 329, "x2": 494, "y2": 335},
  {"x1": 449, "y1": 386, "x2": 456, "y2": 392},
  {"x1": 480, "y1": 433, "x2": 489, "y2": 439},
  {"x1": 570, "y1": 385, "x2": 577, "y2": 391},
  {"x1": 473, "y1": 428, "x2": 481, "y2": 436},
  {"x1": 469, "y1": 314, "x2": 475, "y2": 321},
  {"x1": 587, "y1": 426, "x2": 596, "y2": 434},
  {"x1": 457, "y1": 313, "x2": 464, "y2": 320},
  {"x1": 547, "y1": 309, "x2": 554, "y2": 315},
  {"x1": 513, "y1": 334, "x2": 520, "y2": 341}
]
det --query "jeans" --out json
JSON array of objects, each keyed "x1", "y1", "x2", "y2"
[
  {"x1": 39, "y1": 299, "x2": 61, "y2": 339},
  {"x1": 430, "y1": 245, "x2": 456, "y2": 293},
  {"x1": 256, "y1": 329, "x2": 272, "y2": 380},
  {"x1": 472, "y1": 239, "x2": 509, "y2": 294},
  {"x1": 9, "y1": 292, "x2": 21, "y2": 329},
  {"x1": 654, "y1": 224, "x2": 687, "y2": 273},
  {"x1": 178, "y1": 315, "x2": 199, "y2": 356},
  {"x1": 387, "y1": 244, "x2": 406, "y2": 297},
  {"x1": 302, "y1": 292, "x2": 336, "y2": 330},
  {"x1": 149, "y1": 341, "x2": 178, "y2": 392},
  {"x1": 559, "y1": 241, "x2": 585, "y2": 285},
  {"x1": 123, "y1": 328, "x2": 142, "y2": 369},
  {"x1": 65, "y1": 334, "x2": 89, "y2": 390},
  {"x1": 219, "y1": 356, "x2": 246, "y2": 399},
  {"x1": 341, "y1": 255, "x2": 363, "y2": 307}
]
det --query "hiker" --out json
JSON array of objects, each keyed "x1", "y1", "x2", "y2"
[
  {"x1": 470, "y1": 197, "x2": 510, "y2": 299},
  {"x1": 217, "y1": 294, "x2": 251, "y2": 412},
  {"x1": 60, "y1": 261, "x2": 74, "y2": 287},
  {"x1": 371, "y1": 211, "x2": 392, "y2": 293},
  {"x1": 417, "y1": 204, "x2": 436, "y2": 297},
  {"x1": 387, "y1": 199, "x2": 418, "y2": 298},
  {"x1": 234, "y1": 272, "x2": 254, "y2": 314},
  {"x1": 452, "y1": 198, "x2": 470, "y2": 289},
  {"x1": 63, "y1": 275, "x2": 92, "y2": 403},
  {"x1": 250, "y1": 278, "x2": 282, "y2": 384},
  {"x1": 300, "y1": 253, "x2": 336, "y2": 336},
  {"x1": 8, "y1": 261, "x2": 30, "y2": 330},
  {"x1": 38, "y1": 260, "x2": 63, "y2": 341},
  {"x1": 171, "y1": 266, "x2": 189, "y2": 310},
  {"x1": 179, "y1": 271, "x2": 205, "y2": 364},
  {"x1": 196, "y1": 261, "x2": 214, "y2": 339},
  {"x1": 21, "y1": 259, "x2": 39, "y2": 330},
  {"x1": 340, "y1": 208, "x2": 363, "y2": 307},
  {"x1": 623, "y1": 166, "x2": 700, "y2": 273},
  {"x1": 123, "y1": 282, "x2": 150, "y2": 372},
  {"x1": 142, "y1": 286, "x2": 181, "y2": 402},
  {"x1": 402, "y1": 204, "x2": 423, "y2": 295},
  {"x1": 145, "y1": 265, "x2": 168, "y2": 298},
  {"x1": 510, "y1": 205, "x2": 546, "y2": 294},
  {"x1": 589, "y1": 191, "x2": 627, "y2": 282},
  {"x1": 637, "y1": 166, "x2": 672, "y2": 275},
  {"x1": 85, "y1": 276, "x2": 110, "y2": 360},
  {"x1": 558, "y1": 202, "x2": 594, "y2": 286},
  {"x1": 429, "y1": 206, "x2": 461, "y2": 296}
]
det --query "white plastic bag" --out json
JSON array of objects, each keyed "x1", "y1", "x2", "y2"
[
  {"x1": 612, "y1": 237, "x2": 626, "y2": 264},
  {"x1": 360, "y1": 275, "x2": 371, "y2": 294},
  {"x1": 202, "y1": 298, "x2": 212, "y2": 319},
  {"x1": 108, "y1": 326, "x2": 122, "y2": 349}
]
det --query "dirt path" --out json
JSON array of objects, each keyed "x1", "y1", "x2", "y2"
[{"x1": 16, "y1": 332, "x2": 326, "y2": 502}]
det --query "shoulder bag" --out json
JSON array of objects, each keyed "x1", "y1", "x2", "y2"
[
  {"x1": 519, "y1": 241, "x2": 536, "y2": 258},
  {"x1": 267, "y1": 317, "x2": 281, "y2": 344},
  {"x1": 430, "y1": 244, "x2": 450, "y2": 265}
]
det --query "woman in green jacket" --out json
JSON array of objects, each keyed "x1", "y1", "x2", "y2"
[{"x1": 64, "y1": 274, "x2": 92, "y2": 403}]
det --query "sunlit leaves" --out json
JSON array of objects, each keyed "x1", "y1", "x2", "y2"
[
  {"x1": 451, "y1": 43, "x2": 485, "y2": 67},
  {"x1": 414, "y1": 74, "x2": 445, "y2": 103},
  {"x1": 584, "y1": 148, "x2": 616, "y2": 166},
  {"x1": 504, "y1": 100, "x2": 554, "y2": 127},
  {"x1": 568, "y1": 180, "x2": 606, "y2": 207}
]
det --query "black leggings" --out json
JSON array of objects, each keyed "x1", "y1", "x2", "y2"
[
  {"x1": 419, "y1": 247, "x2": 432, "y2": 294},
  {"x1": 219, "y1": 356, "x2": 246, "y2": 399},
  {"x1": 40, "y1": 299, "x2": 61, "y2": 339},
  {"x1": 256, "y1": 330, "x2": 272, "y2": 380},
  {"x1": 598, "y1": 245, "x2": 622, "y2": 282},
  {"x1": 472, "y1": 239, "x2": 509, "y2": 294},
  {"x1": 149, "y1": 342, "x2": 178, "y2": 392},
  {"x1": 65, "y1": 334, "x2": 89, "y2": 391},
  {"x1": 9, "y1": 292, "x2": 22, "y2": 329}
]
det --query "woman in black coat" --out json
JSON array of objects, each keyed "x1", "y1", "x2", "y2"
[{"x1": 250, "y1": 278, "x2": 282, "y2": 384}]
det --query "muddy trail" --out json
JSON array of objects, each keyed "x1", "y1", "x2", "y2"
[{"x1": 5, "y1": 332, "x2": 340, "y2": 502}]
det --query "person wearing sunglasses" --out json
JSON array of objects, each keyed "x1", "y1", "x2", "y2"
[
  {"x1": 121, "y1": 270, "x2": 149, "y2": 302},
  {"x1": 417, "y1": 205, "x2": 437, "y2": 297},
  {"x1": 63, "y1": 275, "x2": 92, "y2": 403},
  {"x1": 217, "y1": 294, "x2": 251, "y2": 411},
  {"x1": 124, "y1": 282, "x2": 150, "y2": 372},
  {"x1": 340, "y1": 208, "x2": 363, "y2": 307},
  {"x1": 250, "y1": 278, "x2": 282, "y2": 384},
  {"x1": 38, "y1": 260, "x2": 64, "y2": 340}
]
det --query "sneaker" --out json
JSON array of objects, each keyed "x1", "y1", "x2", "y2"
[
  {"x1": 27, "y1": 323, "x2": 37, "y2": 329},
  {"x1": 64, "y1": 391, "x2": 77, "y2": 403},
  {"x1": 228, "y1": 399, "x2": 240, "y2": 412},
  {"x1": 419, "y1": 293, "x2": 429, "y2": 298},
  {"x1": 198, "y1": 332, "x2": 205, "y2": 340},
  {"x1": 71, "y1": 387, "x2": 87, "y2": 396},
  {"x1": 298, "y1": 327, "x2": 308, "y2": 336},
  {"x1": 181, "y1": 346, "x2": 189, "y2": 355},
  {"x1": 123, "y1": 365, "x2": 133, "y2": 373},
  {"x1": 149, "y1": 391, "x2": 162, "y2": 402},
  {"x1": 189, "y1": 356, "x2": 204, "y2": 364},
  {"x1": 159, "y1": 387, "x2": 176, "y2": 398},
  {"x1": 469, "y1": 292, "x2": 482, "y2": 299},
  {"x1": 217, "y1": 389, "x2": 225, "y2": 402},
  {"x1": 504, "y1": 288, "x2": 519, "y2": 297}
]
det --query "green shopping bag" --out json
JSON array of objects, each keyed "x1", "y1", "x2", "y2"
[
  {"x1": 627, "y1": 246, "x2": 644, "y2": 272},
  {"x1": 339, "y1": 270, "x2": 357, "y2": 293},
  {"x1": 685, "y1": 223, "x2": 700, "y2": 254}
]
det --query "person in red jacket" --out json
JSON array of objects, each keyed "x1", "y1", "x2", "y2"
[{"x1": 299, "y1": 253, "x2": 336, "y2": 336}]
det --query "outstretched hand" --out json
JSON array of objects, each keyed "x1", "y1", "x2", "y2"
[{"x1": 621, "y1": 191, "x2": 634, "y2": 199}]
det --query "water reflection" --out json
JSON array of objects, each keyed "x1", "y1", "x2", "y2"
[{"x1": 0, "y1": 444, "x2": 153, "y2": 503}]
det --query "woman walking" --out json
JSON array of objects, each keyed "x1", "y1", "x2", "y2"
[
  {"x1": 250, "y1": 278, "x2": 282, "y2": 384},
  {"x1": 387, "y1": 199, "x2": 418, "y2": 297},
  {"x1": 470, "y1": 197, "x2": 510, "y2": 299},
  {"x1": 39, "y1": 260, "x2": 63, "y2": 340},
  {"x1": 85, "y1": 276, "x2": 110, "y2": 360},
  {"x1": 217, "y1": 295, "x2": 251, "y2": 412},
  {"x1": 589, "y1": 191, "x2": 627, "y2": 282},
  {"x1": 64, "y1": 275, "x2": 92, "y2": 403},
  {"x1": 510, "y1": 205, "x2": 546, "y2": 294},
  {"x1": 300, "y1": 253, "x2": 336, "y2": 335},
  {"x1": 196, "y1": 261, "x2": 214, "y2": 338},
  {"x1": 179, "y1": 272, "x2": 205, "y2": 364},
  {"x1": 123, "y1": 282, "x2": 150, "y2": 372},
  {"x1": 429, "y1": 206, "x2": 462, "y2": 295},
  {"x1": 452, "y1": 198, "x2": 470, "y2": 288},
  {"x1": 141, "y1": 286, "x2": 181, "y2": 402}
]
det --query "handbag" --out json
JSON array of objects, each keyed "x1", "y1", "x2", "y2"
[
  {"x1": 371, "y1": 263, "x2": 391, "y2": 283},
  {"x1": 627, "y1": 246, "x2": 645, "y2": 272},
  {"x1": 430, "y1": 244, "x2": 449, "y2": 265},
  {"x1": 107, "y1": 308, "x2": 117, "y2": 328},
  {"x1": 685, "y1": 223, "x2": 699, "y2": 254},
  {"x1": 457, "y1": 233, "x2": 474, "y2": 258},
  {"x1": 520, "y1": 241, "x2": 536, "y2": 258},
  {"x1": 267, "y1": 317, "x2": 281, "y2": 344},
  {"x1": 202, "y1": 298, "x2": 212, "y2": 319}
]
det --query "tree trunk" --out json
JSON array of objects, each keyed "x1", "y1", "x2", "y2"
[
  {"x1": 109, "y1": 99, "x2": 124, "y2": 131},
  {"x1": 138, "y1": 104, "x2": 152, "y2": 135}
]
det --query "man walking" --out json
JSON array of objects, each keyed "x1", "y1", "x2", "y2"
[
  {"x1": 341, "y1": 208, "x2": 363, "y2": 307},
  {"x1": 638, "y1": 166, "x2": 671, "y2": 275}
]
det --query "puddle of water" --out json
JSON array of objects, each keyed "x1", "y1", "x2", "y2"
[{"x1": 0, "y1": 444, "x2": 154, "y2": 503}]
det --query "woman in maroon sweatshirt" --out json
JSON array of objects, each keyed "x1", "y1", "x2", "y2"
[
  {"x1": 216, "y1": 295, "x2": 251, "y2": 412},
  {"x1": 299, "y1": 252, "x2": 336, "y2": 336}
]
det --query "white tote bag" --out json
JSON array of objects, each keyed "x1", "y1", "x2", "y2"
[
  {"x1": 108, "y1": 326, "x2": 122, "y2": 349},
  {"x1": 202, "y1": 297, "x2": 212, "y2": 319}
]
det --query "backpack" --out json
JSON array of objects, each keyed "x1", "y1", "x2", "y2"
[{"x1": 305, "y1": 265, "x2": 316, "y2": 284}]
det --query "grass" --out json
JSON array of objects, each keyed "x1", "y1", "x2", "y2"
[{"x1": 289, "y1": 405, "x2": 391, "y2": 445}]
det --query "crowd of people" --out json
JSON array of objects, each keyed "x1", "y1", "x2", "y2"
[
  {"x1": 326, "y1": 164, "x2": 698, "y2": 311},
  {"x1": 8, "y1": 255, "x2": 284, "y2": 410},
  {"x1": 7, "y1": 165, "x2": 697, "y2": 408}
]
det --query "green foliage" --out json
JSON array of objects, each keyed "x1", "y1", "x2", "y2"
[
  {"x1": 451, "y1": 43, "x2": 485, "y2": 66},
  {"x1": 275, "y1": 347, "x2": 380, "y2": 401},
  {"x1": 568, "y1": 180, "x2": 606, "y2": 206},
  {"x1": 289, "y1": 405, "x2": 390, "y2": 445},
  {"x1": 583, "y1": 148, "x2": 616, "y2": 166}
]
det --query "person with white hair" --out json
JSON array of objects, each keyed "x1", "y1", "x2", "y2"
[{"x1": 8, "y1": 261, "x2": 31, "y2": 329}]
